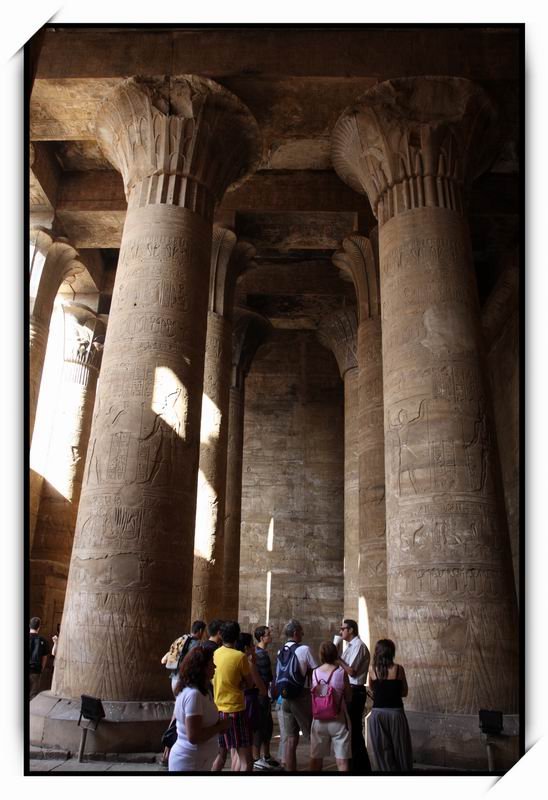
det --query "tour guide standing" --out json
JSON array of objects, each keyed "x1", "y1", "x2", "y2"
[
  {"x1": 336, "y1": 618, "x2": 372, "y2": 772},
  {"x1": 275, "y1": 619, "x2": 318, "y2": 772}
]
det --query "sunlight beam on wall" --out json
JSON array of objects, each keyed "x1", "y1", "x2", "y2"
[
  {"x1": 267, "y1": 516, "x2": 274, "y2": 551},
  {"x1": 266, "y1": 570, "x2": 272, "y2": 626},
  {"x1": 359, "y1": 594, "x2": 371, "y2": 652}
]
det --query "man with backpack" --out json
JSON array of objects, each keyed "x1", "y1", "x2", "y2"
[
  {"x1": 274, "y1": 619, "x2": 318, "y2": 771},
  {"x1": 29, "y1": 617, "x2": 50, "y2": 700},
  {"x1": 161, "y1": 619, "x2": 206, "y2": 697}
]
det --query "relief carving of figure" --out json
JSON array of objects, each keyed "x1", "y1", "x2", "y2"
[{"x1": 390, "y1": 399, "x2": 427, "y2": 496}]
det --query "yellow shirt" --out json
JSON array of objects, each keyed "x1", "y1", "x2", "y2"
[{"x1": 213, "y1": 646, "x2": 250, "y2": 712}]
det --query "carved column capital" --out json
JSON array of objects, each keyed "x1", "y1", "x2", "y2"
[
  {"x1": 332, "y1": 233, "x2": 380, "y2": 323},
  {"x1": 30, "y1": 236, "x2": 85, "y2": 320},
  {"x1": 96, "y1": 76, "x2": 261, "y2": 220},
  {"x1": 30, "y1": 225, "x2": 54, "y2": 257},
  {"x1": 231, "y1": 308, "x2": 272, "y2": 389},
  {"x1": 61, "y1": 303, "x2": 107, "y2": 380},
  {"x1": 317, "y1": 308, "x2": 358, "y2": 379},
  {"x1": 210, "y1": 227, "x2": 257, "y2": 318},
  {"x1": 332, "y1": 77, "x2": 497, "y2": 225}
]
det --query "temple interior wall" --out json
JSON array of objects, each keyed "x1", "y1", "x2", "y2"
[{"x1": 238, "y1": 329, "x2": 344, "y2": 657}]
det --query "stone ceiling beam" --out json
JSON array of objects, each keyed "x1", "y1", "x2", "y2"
[
  {"x1": 29, "y1": 142, "x2": 61, "y2": 222},
  {"x1": 55, "y1": 169, "x2": 520, "y2": 217},
  {"x1": 36, "y1": 27, "x2": 520, "y2": 81},
  {"x1": 56, "y1": 169, "x2": 373, "y2": 214}
]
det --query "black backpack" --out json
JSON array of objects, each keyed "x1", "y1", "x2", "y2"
[{"x1": 275, "y1": 642, "x2": 306, "y2": 699}]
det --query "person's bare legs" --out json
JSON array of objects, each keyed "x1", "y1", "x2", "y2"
[
  {"x1": 237, "y1": 746, "x2": 253, "y2": 771},
  {"x1": 336, "y1": 757, "x2": 349, "y2": 772},
  {"x1": 309, "y1": 757, "x2": 323, "y2": 771},
  {"x1": 211, "y1": 747, "x2": 227, "y2": 772},
  {"x1": 285, "y1": 735, "x2": 299, "y2": 772},
  {"x1": 230, "y1": 748, "x2": 240, "y2": 771}
]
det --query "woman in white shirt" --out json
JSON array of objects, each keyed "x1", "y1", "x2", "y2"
[{"x1": 169, "y1": 646, "x2": 230, "y2": 771}]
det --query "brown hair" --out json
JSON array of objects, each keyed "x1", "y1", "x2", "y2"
[
  {"x1": 372, "y1": 639, "x2": 396, "y2": 680},
  {"x1": 178, "y1": 644, "x2": 214, "y2": 695},
  {"x1": 319, "y1": 641, "x2": 339, "y2": 665}
]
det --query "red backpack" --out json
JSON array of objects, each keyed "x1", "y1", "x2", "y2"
[{"x1": 310, "y1": 668, "x2": 342, "y2": 721}]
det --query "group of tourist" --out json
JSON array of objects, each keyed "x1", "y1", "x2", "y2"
[{"x1": 160, "y1": 616, "x2": 413, "y2": 773}]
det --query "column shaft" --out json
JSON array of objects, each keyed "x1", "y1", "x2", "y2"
[
  {"x1": 53, "y1": 204, "x2": 211, "y2": 700},
  {"x1": 381, "y1": 207, "x2": 517, "y2": 713},
  {"x1": 192, "y1": 311, "x2": 232, "y2": 620},
  {"x1": 223, "y1": 384, "x2": 245, "y2": 619},
  {"x1": 29, "y1": 317, "x2": 50, "y2": 443},
  {"x1": 31, "y1": 306, "x2": 105, "y2": 643},
  {"x1": 357, "y1": 317, "x2": 386, "y2": 648},
  {"x1": 343, "y1": 367, "x2": 359, "y2": 620},
  {"x1": 332, "y1": 76, "x2": 518, "y2": 721}
]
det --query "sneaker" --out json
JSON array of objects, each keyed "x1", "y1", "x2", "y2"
[
  {"x1": 264, "y1": 757, "x2": 281, "y2": 768},
  {"x1": 253, "y1": 757, "x2": 274, "y2": 771}
]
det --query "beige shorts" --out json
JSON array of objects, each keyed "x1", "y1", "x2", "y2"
[
  {"x1": 310, "y1": 716, "x2": 351, "y2": 759},
  {"x1": 281, "y1": 694, "x2": 312, "y2": 739}
]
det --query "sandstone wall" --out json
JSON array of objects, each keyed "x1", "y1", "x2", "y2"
[{"x1": 238, "y1": 330, "x2": 344, "y2": 657}]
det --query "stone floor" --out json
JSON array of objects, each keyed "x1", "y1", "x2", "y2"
[{"x1": 29, "y1": 721, "x2": 338, "y2": 774}]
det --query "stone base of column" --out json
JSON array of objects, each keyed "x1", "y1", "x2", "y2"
[
  {"x1": 30, "y1": 692, "x2": 173, "y2": 755},
  {"x1": 403, "y1": 710, "x2": 519, "y2": 771}
]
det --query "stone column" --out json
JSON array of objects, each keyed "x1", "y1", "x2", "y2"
[
  {"x1": 32, "y1": 77, "x2": 259, "y2": 753},
  {"x1": 332, "y1": 78, "x2": 518, "y2": 728},
  {"x1": 318, "y1": 309, "x2": 359, "y2": 621},
  {"x1": 333, "y1": 234, "x2": 386, "y2": 649},
  {"x1": 29, "y1": 230, "x2": 84, "y2": 445},
  {"x1": 223, "y1": 309, "x2": 272, "y2": 620},
  {"x1": 30, "y1": 303, "x2": 106, "y2": 641},
  {"x1": 192, "y1": 229, "x2": 257, "y2": 621},
  {"x1": 29, "y1": 230, "x2": 85, "y2": 548}
]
